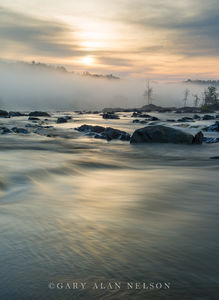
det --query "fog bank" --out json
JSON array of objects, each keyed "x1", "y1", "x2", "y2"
[{"x1": 0, "y1": 62, "x2": 209, "y2": 111}]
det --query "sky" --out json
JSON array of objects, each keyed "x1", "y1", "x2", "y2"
[{"x1": 0, "y1": 0, "x2": 219, "y2": 79}]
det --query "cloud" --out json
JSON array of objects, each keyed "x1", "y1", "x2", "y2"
[
  {"x1": 0, "y1": 6, "x2": 84, "y2": 57},
  {"x1": 115, "y1": 0, "x2": 219, "y2": 57}
]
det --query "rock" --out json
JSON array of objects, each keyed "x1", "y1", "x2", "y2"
[
  {"x1": 75, "y1": 124, "x2": 130, "y2": 141},
  {"x1": 0, "y1": 127, "x2": 12, "y2": 134},
  {"x1": 29, "y1": 111, "x2": 51, "y2": 117},
  {"x1": 11, "y1": 127, "x2": 29, "y2": 134},
  {"x1": 216, "y1": 114, "x2": 219, "y2": 119},
  {"x1": 76, "y1": 125, "x2": 105, "y2": 134},
  {"x1": 151, "y1": 116, "x2": 160, "y2": 121},
  {"x1": 25, "y1": 123, "x2": 41, "y2": 128},
  {"x1": 131, "y1": 112, "x2": 140, "y2": 117},
  {"x1": 102, "y1": 112, "x2": 120, "y2": 119},
  {"x1": 193, "y1": 114, "x2": 201, "y2": 119},
  {"x1": 203, "y1": 137, "x2": 219, "y2": 143},
  {"x1": 57, "y1": 117, "x2": 67, "y2": 123},
  {"x1": 0, "y1": 110, "x2": 9, "y2": 118},
  {"x1": 203, "y1": 115, "x2": 215, "y2": 120},
  {"x1": 130, "y1": 125, "x2": 201, "y2": 144},
  {"x1": 166, "y1": 119, "x2": 175, "y2": 122},
  {"x1": 210, "y1": 156, "x2": 219, "y2": 159},
  {"x1": 192, "y1": 131, "x2": 203, "y2": 144},
  {"x1": 64, "y1": 115, "x2": 72, "y2": 120},
  {"x1": 204, "y1": 121, "x2": 219, "y2": 132},
  {"x1": 28, "y1": 116, "x2": 40, "y2": 121},
  {"x1": 9, "y1": 111, "x2": 24, "y2": 117},
  {"x1": 133, "y1": 119, "x2": 148, "y2": 124},
  {"x1": 177, "y1": 117, "x2": 194, "y2": 122}
]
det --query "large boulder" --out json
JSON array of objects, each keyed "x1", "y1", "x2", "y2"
[{"x1": 130, "y1": 125, "x2": 203, "y2": 144}]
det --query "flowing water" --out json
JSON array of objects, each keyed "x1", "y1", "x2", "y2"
[{"x1": 0, "y1": 112, "x2": 219, "y2": 300}]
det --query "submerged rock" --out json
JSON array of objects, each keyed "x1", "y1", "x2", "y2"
[
  {"x1": 75, "y1": 124, "x2": 130, "y2": 141},
  {"x1": 29, "y1": 111, "x2": 51, "y2": 117},
  {"x1": 130, "y1": 125, "x2": 203, "y2": 144}
]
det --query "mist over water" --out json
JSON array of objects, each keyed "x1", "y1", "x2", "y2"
[{"x1": 0, "y1": 62, "x2": 207, "y2": 111}]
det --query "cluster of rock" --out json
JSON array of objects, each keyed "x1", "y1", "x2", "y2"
[
  {"x1": 0, "y1": 126, "x2": 29, "y2": 134},
  {"x1": 0, "y1": 110, "x2": 26, "y2": 118},
  {"x1": 75, "y1": 125, "x2": 130, "y2": 141}
]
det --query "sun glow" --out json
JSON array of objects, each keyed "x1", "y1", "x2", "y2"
[{"x1": 81, "y1": 56, "x2": 94, "y2": 65}]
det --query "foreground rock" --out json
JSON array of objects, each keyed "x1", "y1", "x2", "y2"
[
  {"x1": 130, "y1": 125, "x2": 203, "y2": 144},
  {"x1": 75, "y1": 124, "x2": 130, "y2": 141},
  {"x1": 29, "y1": 111, "x2": 51, "y2": 117}
]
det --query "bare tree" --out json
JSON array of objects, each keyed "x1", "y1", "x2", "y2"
[
  {"x1": 183, "y1": 88, "x2": 190, "y2": 107},
  {"x1": 193, "y1": 94, "x2": 200, "y2": 107},
  {"x1": 144, "y1": 80, "x2": 153, "y2": 105}
]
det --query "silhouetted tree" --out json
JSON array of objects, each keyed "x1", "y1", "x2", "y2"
[
  {"x1": 144, "y1": 80, "x2": 153, "y2": 105},
  {"x1": 183, "y1": 88, "x2": 190, "y2": 107},
  {"x1": 203, "y1": 86, "x2": 217, "y2": 105},
  {"x1": 193, "y1": 94, "x2": 200, "y2": 107}
]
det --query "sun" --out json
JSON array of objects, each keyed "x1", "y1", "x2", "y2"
[{"x1": 81, "y1": 56, "x2": 94, "y2": 65}]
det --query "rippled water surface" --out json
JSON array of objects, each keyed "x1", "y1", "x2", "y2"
[{"x1": 0, "y1": 112, "x2": 219, "y2": 299}]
